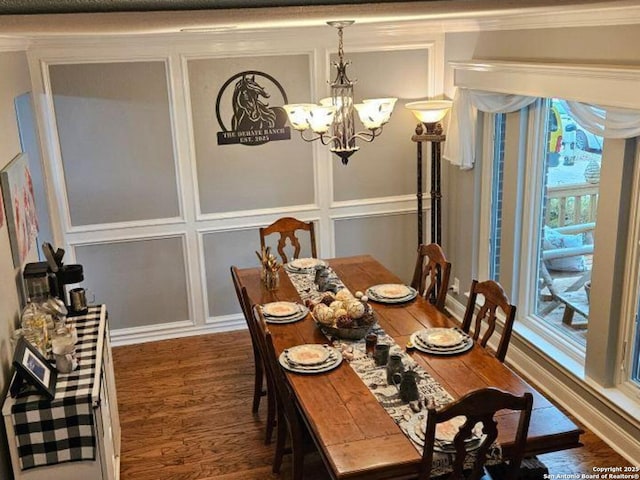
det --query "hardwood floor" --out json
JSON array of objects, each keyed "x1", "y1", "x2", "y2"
[{"x1": 113, "y1": 330, "x2": 635, "y2": 480}]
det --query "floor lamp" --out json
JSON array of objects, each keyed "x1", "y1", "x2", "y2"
[{"x1": 406, "y1": 100, "x2": 452, "y2": 247}]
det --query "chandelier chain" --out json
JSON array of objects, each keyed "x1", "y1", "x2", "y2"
[{"x1": 337, "y1": 26, "x2": 345, "y2": 64}]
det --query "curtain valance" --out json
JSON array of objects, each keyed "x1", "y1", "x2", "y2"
[{"x1": 444, "y1": 88, "x2": 640, "y2": 170}]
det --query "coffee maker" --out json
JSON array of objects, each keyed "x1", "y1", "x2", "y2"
[{"x1": 23, "y1": 243, "x2": 84, "y2": 310}]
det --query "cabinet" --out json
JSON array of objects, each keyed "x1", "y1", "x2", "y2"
[{"x1": 2, "y1": 305, "x2": 120, "y2": 480}]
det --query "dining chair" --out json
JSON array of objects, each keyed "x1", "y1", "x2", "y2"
[
  {"x1": 253, "y1": 305, "x2": 316, "y2": 480},
  {"x1": 461, "y1": 279, "x2": 517, "y2": 362},
  {"x1": 410, "y1": 243, "x2": 452, "y2": 312},
  {"x1": 259, "y1": 217, "x2": 317, "y2": 264},
  {"x1": 419, "y1": 388, "x2": 533, "y2": 480},
  {"x1": 230, "y1": 266, "x2": 276, "y2": 444}
]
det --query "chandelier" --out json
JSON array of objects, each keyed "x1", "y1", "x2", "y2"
[{"x1": 282, "y1": 20, "x2": 397, "y2": 165}]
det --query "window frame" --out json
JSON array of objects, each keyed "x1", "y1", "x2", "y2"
[
  {"x1": 617, "y1": 140, "x2": 640, "y2": 395},
  {"x1": 517, "y1": 98, "x2": 587, "y2": 365},
  {"x1": 510, "y1": 100, "x2": 640, "y2": 394}
]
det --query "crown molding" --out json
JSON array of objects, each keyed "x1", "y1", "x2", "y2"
[
  {"x1": 0, "y1": 36, "x2": 29, "y2": 52},
  {"x1": 13, "y1": 1, "x2": 640, "y2": 48}
]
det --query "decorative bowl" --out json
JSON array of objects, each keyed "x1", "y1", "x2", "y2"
[
  {"x1": 318, "y1": 323, "x2": 373, "y2": 341},
  {"x1": 313, "y1": 308, "x2": 376, "y2": 340}
]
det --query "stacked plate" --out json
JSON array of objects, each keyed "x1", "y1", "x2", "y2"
[
  {"x1": 284, "y1": 257, "x2": 327, "y2": 274},
  {"x1": 366, "y1": 284, "x2": 418, "y2": 304},
  {"x1": 410, "y1": 327, "x2": 473, "y2": 355},
  {"x1": 278, "y1": 344, "x2": 343, "y2": 374},
  {"x1": 406, "y1": 414, "x2": 484, "y2": 452},
  {"x1": 262, "y1": 301, "x2": 309, "y2": 324}
]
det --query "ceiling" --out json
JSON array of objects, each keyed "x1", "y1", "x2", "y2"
[
  {"x1": 6, "y1": 0, "x2": 432, "y2": 15},
  {"x1": 0, "y1": 0, "x2": 630, "y2": 37}
]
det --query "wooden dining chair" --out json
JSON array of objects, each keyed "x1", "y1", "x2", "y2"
[
  {"x1": 461, "y1": 279, "x2": 517, "y2": 362},
  {"x1": 259, "y1": 217, "x2": 317, "y2": 264},
  {"x1": 253, "y1": 305, "x2": 316, "y2": 480},
  {"x1": 410, "y1": 243, "x2": 452, "y2": 312},
  {"x1": 419, "y1": 388, "x2": 533, "y2": 480},
  {"x1": 230, "y1": 266, "x2": 276, "y2": 444}
]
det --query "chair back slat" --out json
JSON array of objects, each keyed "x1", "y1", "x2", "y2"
[
  {"x1": 410, "y1": 243, "x2": 452, "y2": 312},
  {"x1": 420, "y1": 388, "x2": 533, "y2": 480},
  {"x1": 259, "y1": 216, "x2": 317, "y2": 264},
  {"x1": 461, "y1": 279, "x2": 517, "y2": 362}
]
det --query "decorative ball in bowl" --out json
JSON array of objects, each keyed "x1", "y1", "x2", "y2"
[{"x1": 309, "y1": 290, "x2": 376, "y2": 340}]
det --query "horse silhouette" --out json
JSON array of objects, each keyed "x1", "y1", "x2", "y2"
[{"x1": 231, "y1": 75, "x2": 278, "y2": 131}]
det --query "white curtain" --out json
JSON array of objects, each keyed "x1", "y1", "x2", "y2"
[
  {"x1": 444, "y1": 88, "x2": 640, "y2": 170},
  {"x1": 443, "y1": 88, "x2": 536, "y2": 170},
  {"x1": 561, "y1": 100, "x2": 640, "y2": 139}
]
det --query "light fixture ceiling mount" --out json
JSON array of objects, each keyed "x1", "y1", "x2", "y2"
[{"x1": 283, "y1": 20, "x2": 397, "y2": 165}]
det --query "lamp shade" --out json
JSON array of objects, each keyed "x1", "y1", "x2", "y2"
[
  {"x1": 405, "y1": 100, "x2": 452, "y2": 124},
  {"x1": 282, "y1": 104, "x2": 316, "y2": 131}
]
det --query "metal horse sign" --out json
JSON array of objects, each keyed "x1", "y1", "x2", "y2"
[{"x1": 216, "y1": 70, "x2": 290, "y2": 146}]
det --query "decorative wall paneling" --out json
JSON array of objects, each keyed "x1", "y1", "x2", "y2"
[{"x1": 27, "y1": 28, "x2": 444, "y2": 345}]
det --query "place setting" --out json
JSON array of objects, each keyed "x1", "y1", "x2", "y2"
[
  {"x1": 261, "y1": 301, "x2": 309, "y2": 324},
  {"x1": 405, "y1": 413, "x2": 486, "y2": 453},
  {"x1": 365, "y1": 283, "x2": 418, "y2": 304},
  {"x1": 284, "y1": 257, "x2": 327, "y2": 274},
  {"x1": 409, "y1": 327, "x2": 474, "y2": 355},
  {"x1": 278, "y1": 343, "x2": 343, "y2": 374}
]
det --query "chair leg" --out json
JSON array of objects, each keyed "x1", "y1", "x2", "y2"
[
  {"x1": 292, "y1": 440, "x2": 305, "y2": 480},
  {"x1": 265, "y1": 377, "x2": 276, "y2": 444},
  {"x1": 252, "y1": 347, "x2": 264, "y2": 414},
  {"x1": 272, "y1": 409, "x2": 287, "y2": 474}
]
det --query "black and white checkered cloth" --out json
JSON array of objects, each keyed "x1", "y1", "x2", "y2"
[{"x1": 11, "y1": 305, "x2": 104, "y2": 470}]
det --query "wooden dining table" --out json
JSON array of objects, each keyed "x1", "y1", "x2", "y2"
[{"x1": 237, "y1": 255, "x2": 583, "y2": 479}]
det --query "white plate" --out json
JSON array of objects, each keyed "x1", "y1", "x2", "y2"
[
  {"x1": 366, "y1": 286, "x2": 417, "y2": 304},
  {"x1": 406, "y1": 413, "x2": 483, "y2": 451},
  {"x1": 262, "y1": 301, "x2": 301, "y2": 317},
  {"x1": 419, "y1": 328, "x2": 464, "y2": 347},
  {"x1": 410, "y1": 332, "x2": 473, "y2": 356},
  {"x1": 288, "y1": 258, "x2": 326, "y2": 270},
  {"x1": 285, "y1": 344, "x2": 331, "y2": 366},
  {"x1": 279, "y1": 349, "x2": 343, "y2": 374},
  {"x1": 369, "y1": 284, "x2": 412, "y2": 299},
  {"x1": 264, "y1": 306, "x2": 309, "y2": 324}
]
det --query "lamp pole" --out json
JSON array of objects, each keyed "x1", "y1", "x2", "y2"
[{"x1": 412, "y1": 122, "x2": 446, "y2": 246}]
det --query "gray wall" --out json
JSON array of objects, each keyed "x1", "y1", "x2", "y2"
[
  {"x1": 0, "y1": 50, "x2": 38, "y2": 480},
  {"x1": 50, "y1": 61, "x2": 179, "y2": 226},
  {"x1": 188, "y1": 55, "x2": 314, "y2": 213}
]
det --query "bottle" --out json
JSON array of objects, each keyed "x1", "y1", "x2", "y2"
[{"x1": 20, "y1": 301, "x2": 48, "y2": 356}]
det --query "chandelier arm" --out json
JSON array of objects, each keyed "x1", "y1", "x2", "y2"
[
  {"x1": 350, "y1": 127, "x2": 383, "y2": 143},
  {"x1": 298, "y1": 130, "x2": 337, "y2": 145}
]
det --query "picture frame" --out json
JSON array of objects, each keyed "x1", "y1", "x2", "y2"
[
  {"x1": 1, "y1": 152, "x2": 39, "y2": 268},
  {"x1": 11, "y1": 337, "x2": 56, "y2": 400}
]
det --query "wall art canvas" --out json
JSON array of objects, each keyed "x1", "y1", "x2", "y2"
[{"x1": 1, "y1": 153, "x2": 39, "y2": 267}]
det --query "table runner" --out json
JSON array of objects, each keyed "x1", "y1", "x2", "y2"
[
  {"x1": 10, "y1": 306, "x2": 103, "y2": 470},
  {"x1": 285, "y1": 267, "x2": 501, "y2": 475}
]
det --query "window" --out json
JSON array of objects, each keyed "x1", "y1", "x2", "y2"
[
  {"x1": 489, "y1": 114, "x2": 506, "y2": 282},
  {"x1": 533, "y1": 98, "x2": 603, "y2": 348}
]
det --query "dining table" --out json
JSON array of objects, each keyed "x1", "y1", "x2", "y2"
[{"x1": 236, "y1": 254, "x2": 583, "y2": 479}]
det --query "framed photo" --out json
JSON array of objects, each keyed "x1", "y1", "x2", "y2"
[
  {"x1": 1, "y1": 152, "x2": 39, "y2": 268},
  {"x1": 11, "y1": 337, "x2": 56, "y2": 400}
]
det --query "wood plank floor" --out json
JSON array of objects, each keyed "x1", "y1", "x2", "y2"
[{"x1": 112, "y1": 330, "x2": 635, "y2": 480}]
